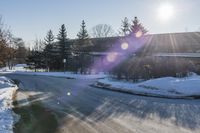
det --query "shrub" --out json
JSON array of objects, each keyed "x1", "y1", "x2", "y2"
[{"x1": 110, "y1": 56, "x2": 196, "y2": 81}]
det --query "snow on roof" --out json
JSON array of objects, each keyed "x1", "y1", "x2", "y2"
[
  {"x1": 154, "y1": 53, "x2": 200, "y2": 58},
  {"x1": 14, "y1": 64, "x2": 28, "y2": 67},
  {"x1": 88, "y1": 52, "x2": 124, "y2": 56}
]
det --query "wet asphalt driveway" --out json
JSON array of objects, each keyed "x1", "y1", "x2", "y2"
[{"x1": 5, "y1": 74, "x2": 200, "y2": 133}]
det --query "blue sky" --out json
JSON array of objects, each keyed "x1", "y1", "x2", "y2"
[{"x1": 0, "y1": 0, "x2": 200, "y2": 44}]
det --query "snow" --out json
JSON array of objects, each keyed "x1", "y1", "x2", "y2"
[
  {"x1": 97, "y1": 74, "x2": 200, "y2": 98},
  {"x1": 154, "y1": 53, "x2": 200, "y2": 58},
  {"x1": 0, "y1": 64, "x2": 32, "y2": 73},
  {"x1": 12, "y1": 71, "x2": 108, "y2": 79},
  {"x1": 0, "y1": 76, "x2": 18, "y2": 133},
  {"x1": 0, "y1": 64, "x2": 107, "y2": 79},
  {"x1": 14, "y1": 64, "x2": 27, "y2": 68}
]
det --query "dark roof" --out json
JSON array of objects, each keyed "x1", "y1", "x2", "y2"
[
  {"x1": 137, "y1": 32, "x2": 200, "y2": 55},
  {"x1": 68, "y1": 36, "x2": 124, "y2": 52},
  {"x1": 66, "y1": 32, "x2": 200, "y2": 55}
]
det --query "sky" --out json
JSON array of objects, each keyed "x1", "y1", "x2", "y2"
[{"x1": 0, "y1": 0, "x2": 200, "y2": 45}]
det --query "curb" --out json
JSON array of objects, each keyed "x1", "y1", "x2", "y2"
[{"x1": 92, "y1": 82, "x2": 200, "y2": 100}]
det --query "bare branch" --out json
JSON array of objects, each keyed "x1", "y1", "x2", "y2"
[{"x1": 91, "y1": 24, "x2": 115, "y2": 38}]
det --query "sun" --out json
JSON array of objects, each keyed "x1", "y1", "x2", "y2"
[{"x1": 158, "y1": 3, "x2": 174, "y2": 21}]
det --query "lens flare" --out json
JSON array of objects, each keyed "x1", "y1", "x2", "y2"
[
  {"x1": 121, "y1": 42, "x2": 129, "y2": 50},
  {"x1": 106, "y1": 52, "x2": 118, "y2": 62},
  {"x1": 67, "y1": 92, "x2": 71, "y2": 96},
  {"x1": 135, "y1": 31, "x2": 143, "y2": 38}
]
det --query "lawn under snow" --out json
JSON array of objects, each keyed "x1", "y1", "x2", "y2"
[
  {"x1": 97, "y1": 74, "x2": 200, "y2": 98},
  {"x1": 0, "y1": 64, "x2": 107, "y2": 79},
  {"x1": 13, "y1": 71, "x2": 107, "y2": 79},
  {"x1": 0, "y1": 76, "x2": 18, "y2": 133},
  {"x1": 0, "y1": 64, "x2": 38, "y2": 73}
]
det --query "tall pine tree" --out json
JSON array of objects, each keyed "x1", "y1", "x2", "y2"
[
  {"x1": 44, "y1": 30, "x2": 54, "y2": 71},
  {"x1": 130, "y1": 17, "x2": 147, "y2": 37},
  {"x1": 57, "y1": 24, "x2": 70, "y2": 70},
  {"x1": 44, "y1": 30, "x2": 54, "y2": 46},
  {"x1": 121, "y1": 17, "x2": 130, "y2": 36},
  {"x1": 77, "y1": 20, "x2": 89, "y2": 40},
  {"x1": 76, "y1": 20, "x2": 90, "y2": 74},
  {"x1": 57, "y1": 24, "x2": 68, "y2": 59}
]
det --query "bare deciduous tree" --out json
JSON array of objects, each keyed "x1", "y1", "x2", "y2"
[
  {"x1": 0, "y1": 16, "x2": 15, "y2": 68},
  {"x1": 33, "y1": 38, "x2": 44, "y2": 51},
  {"x1": 13, "y1": 38, "x2": 28, "y2": 64},
  {"x1": 91, "y1": 24, "x2": 115, "y2": 38}
]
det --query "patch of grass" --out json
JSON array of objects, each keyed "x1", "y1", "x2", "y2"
[{"x1": 13, "y1": 102, "x2": 58, "y2": 133}]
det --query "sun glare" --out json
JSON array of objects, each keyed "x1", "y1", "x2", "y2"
[
  {"x1": 106, "y1": 52, "x2": 118, "y2": 62},
  {"x1": 121, "y1": 42, "x2": 129, "y2": 50},
  {"x1": 158, "y1": 3, "x2": 174, "y2": 21},
  {"x1": 135, "y1": 31, "x2": 143, "y2": 38},
  {"x1": 67, "y1": 92, "x2": 71, "y2": 96}
]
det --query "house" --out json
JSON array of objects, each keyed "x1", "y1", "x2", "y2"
[
  {"x1": 56, "y1": 32, "x2": 200, "y2": 72},
  {"x1": 67, "y1": 32, "x2": 200, "y2": 56}
]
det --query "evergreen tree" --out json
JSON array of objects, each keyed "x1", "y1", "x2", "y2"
[
  {"x1": 130, "y1": 17, "x2": 148, "y2": 37},
  {"x1": 57, "y1": 24, "x2": 70, "y2": 70},
  {"x1": 76, "y1": 20, "x2": 91, "y2": 50},
  {"x1": 44, "y1": 30, "x2": 54, "y2": 71},
  {"x1": 57, "y1": 24, "x2": 68, "y2": 59},
  {"x1": 26, "y1": 50, "x2": 45, "y2": 72},
  {"x1": 76, "y1": 20, "x2": 90, "y2": 74},
  {"x1": 121, "y1": 17, "x2": 130, "y2": 36},
  {"x1": 26, "y1": 40, "x2": 46, "y2": 72},
  {"x1": 77, "y1": 20, "x2": 89, "y2": 40},
  {"x1": 44, "y1": 30, "x2": 54, "y2": 46}
]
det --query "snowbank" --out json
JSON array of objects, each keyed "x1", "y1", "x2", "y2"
[
  {"x1": 0, "y1": 64, "x2": 107, "y2": 79},
  {"x1": 0, "y1": 64, "x2": 32, "y2": 73},
  {"x1": 96, "y1": 74, "x2": 200, "y2": 98},
  {"x1": 11, "y1": 71, "x2": 108, "y2": 79},
  {"x1": 0, "y1": 76, "x2": 18, "y2": 133}
]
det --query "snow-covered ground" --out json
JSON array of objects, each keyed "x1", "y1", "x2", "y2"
[
  {"x1": 0, "y1": 76, "x2": 18, "y2": 133},
  {"x1": 0, "y1": 64, "x2": 107, "y2": 79},
  {"x1": 96, "y1": 74, "x2": 200, "y2": 98},
  {"x1": 12, "y1": 71, "x2": 108, "y2": 79},
  {"x1": 0, "y1": 64, "x2": 42, "y2": 73}
]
